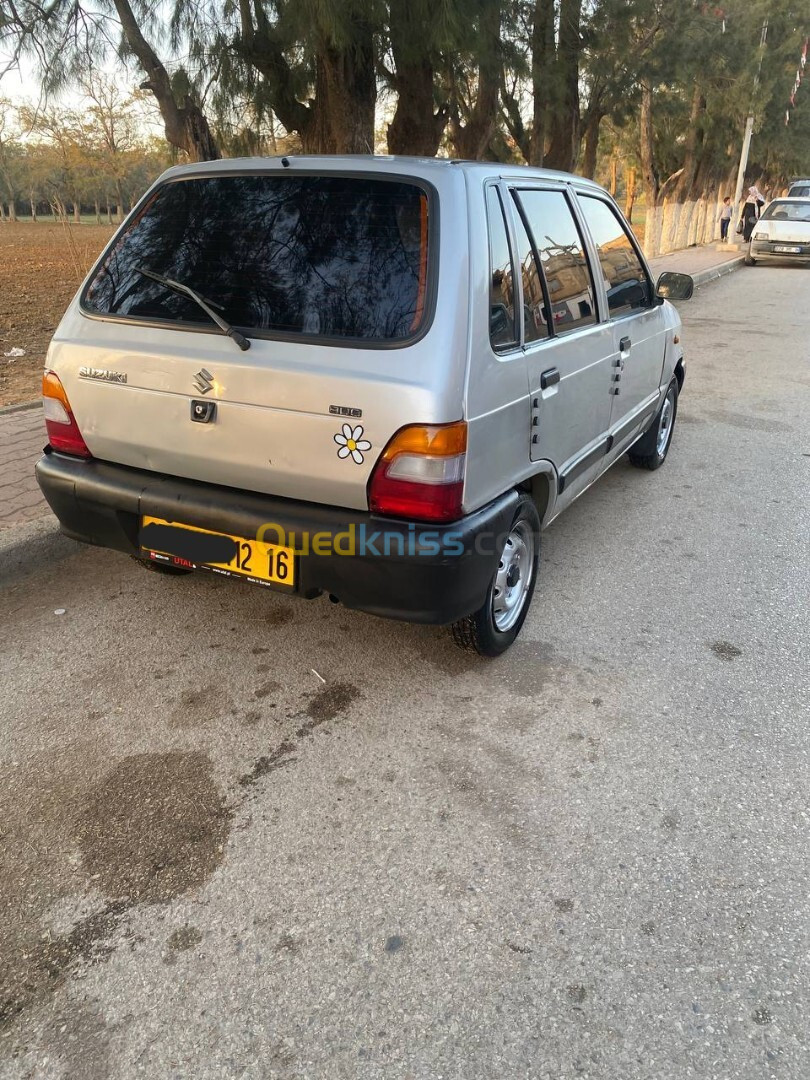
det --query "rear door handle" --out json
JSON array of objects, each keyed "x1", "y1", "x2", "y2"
[
  {"x1": 540, "y1": 367, "x2": 560, "y2": 390},
  {"x1": 619, "y1": 336, "x2": 632, "y2": 353}
]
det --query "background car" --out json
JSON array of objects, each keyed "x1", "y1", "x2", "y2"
[
  {"x1": 745, "y1": 197, "x2": 810, "y2": 266},
  {"x1": 787, "y1": 179, "x2": 810, "y2": 198}
]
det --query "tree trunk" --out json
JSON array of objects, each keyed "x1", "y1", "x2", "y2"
[
  {"x1": 94, "y1": 197, "x2": 101, "y2": 225},
  {"x1": 73, "y1": 201, "x2": 80, "y2": 223},
  {"x1": 30, "y1": 196, "x2": 37, "y2": 222},
  {"x1": 639, "y1": 81, "x2": 658, "y2": 227},
  {"x1": 237, "y1": 3, "x2": 377, "y2": 155},
  {"x1": 387, "y1": 0, "x2": 448, "y2": 155},
  {"x1": 674, "y1": 85, "x2": 705, "y2": 202},
  {"x1": 8, "y1": 200, "x2": 16, "y2": 222},
  {"x1": 318, "y1": 23, "x2": 376, "y2": 153},
  {"x1": 451, "y1": 1, "x2": 502, "y2": 160},
  {"x1": 111, "y1": 0, "x2": 219, "y2": 160},
  {"x1": 529, "y1": 0, "x2": 555, "y2": 165},
  {"x1": 544, "y1": 0, "x2": 582, "y2": 172},
  {"x1": 106, "y1": 200, "x2": 113, "y2": 225},
  {"x1": 115, "y1": 178, "x2": 124, "y2": 223},
  {"x1": 625, "y1": 167, "x2": 636, "y2": 221},
  {"x1": 580, "y1": 108, "x2": 603, "y2": 180}
]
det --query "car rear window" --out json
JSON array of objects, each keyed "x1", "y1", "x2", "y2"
[
  {"x1": 761, "y1": 200, "x2": 810, "y2": 222},
  {"x1": 83, "y1": 175, "x2": 432, "y2": 344}
]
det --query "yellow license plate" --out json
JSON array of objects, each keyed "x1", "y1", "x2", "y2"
[{"x1": 140, "y1": 516, "x2": 294, "y2": 587}]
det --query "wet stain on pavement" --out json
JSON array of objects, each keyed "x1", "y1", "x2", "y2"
[
  {"x1": 554, "y1": 898, "x2": 574, "y2": 913},
  {"x1": 0, "y1": 900, "x2": 128, "y2": 1032},
  {"x1": 752, "y1": 1006, "x2": 773, "y2": 1025},
  {"x1": 254, "y1": 680, "x2": 281, "y2": 699},
  {"x1": 75, "y1": 751, "x2": 231, "y2": 904},
  {"x1": 296, "y1": 681, "x2": 360, "y2": 737},
  {"x1": 169, "y1": 685, "x2": 232, "y2": 728},
  {"x1": 277, "y1": 931, "x2": 301, "y2": 954},
  {"x1": 384, "y1": 935, "x2": 404, "y2": 953},
  {"x1": 710, "y1": 640, "x2": 743, "y2": 660},
  {"x1": 567, "y1": 984, "x2": 588, "y2": 1004},
  {"x1": 239, "y1": 741, "x2": 297, "y2": 787},
  {"x1": 167, "y1": 925, "x2": 203, "y2": 953},
  {"x1": 238, "y1": 682, "x2": 361, "y2": 794},
  {"x1": 266, "y1": 607, "x2": 294, "y2": 626},
  {"x1": 705, "y1": 409, "x2": 792, "y2": 434}
]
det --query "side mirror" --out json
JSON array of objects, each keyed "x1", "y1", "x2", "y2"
[{"x1": 656, "y1": 271, "x2": 694, "y2": 302}]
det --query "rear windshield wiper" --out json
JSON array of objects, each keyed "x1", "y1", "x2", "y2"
[{"x1": 136, "y1": 267, "x2": 251, "y2": 351}]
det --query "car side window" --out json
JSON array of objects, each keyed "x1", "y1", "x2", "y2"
[
  {"x1": 515, "y1": 189, "x2": 597, "y2": 334},
  {"x1": 485, "y1": 186, "x2": 518, "y2": 351},
  {"x1": 578, "y1": 196, "x2": 652, "y2": 317}
]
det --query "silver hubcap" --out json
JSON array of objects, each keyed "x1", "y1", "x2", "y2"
[
  {"x1": 492, "y1": 520, "x2": 535, "y2": 633},
  {"x1": 657, "y1": 389, "x2": 675, "y2": 456}
]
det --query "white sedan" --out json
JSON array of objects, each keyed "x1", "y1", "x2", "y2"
[{"x1": 746, "y1": 197, "x2": 810, "y2": 266}]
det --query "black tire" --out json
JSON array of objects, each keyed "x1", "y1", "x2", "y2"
[
  {"x1": 130, "y1": 556, "x2": 193, "y2": 576},
  {"x1": 627, "y1": 379, "x2": 678, "y2": 471},
  {"x1": 451, "y1": 493, "x2": 540, "y2": 657}
]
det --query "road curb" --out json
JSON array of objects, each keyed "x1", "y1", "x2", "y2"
[
  {"x1": 691, "y1": 257, "x2": 745, "y2": 288},
  {"x1": 0, "y1": 399, "x2": 40, "y2": 416}
]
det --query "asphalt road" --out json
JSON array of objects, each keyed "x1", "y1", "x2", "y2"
[{"x1": 1, "y1": 265, "x2": 808, "y2": 1080}]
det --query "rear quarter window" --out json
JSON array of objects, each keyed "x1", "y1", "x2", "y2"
[{"x1": 83, "y1": 175, "x2": 433, "y2": 345}]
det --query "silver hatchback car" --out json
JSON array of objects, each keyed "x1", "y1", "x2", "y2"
[{"x1": 36, "y1": 156, "x2": 693, "y2": 655}]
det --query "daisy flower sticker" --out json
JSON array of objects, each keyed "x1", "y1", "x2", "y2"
[{"x1": 334, "y1": 423, "x2": 371, "y2": 464}]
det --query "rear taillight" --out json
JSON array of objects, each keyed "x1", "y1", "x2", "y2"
[
  {"x1": 368, "y1": 421, "x2": 467, "y2": 523},
  {"x1": 42, "y1": 371, "x2": 92, "y2": 457}
]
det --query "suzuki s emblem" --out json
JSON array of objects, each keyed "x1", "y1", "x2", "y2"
[{"x1": 193, "y1": 368, "x2": 214, "y2": 395}]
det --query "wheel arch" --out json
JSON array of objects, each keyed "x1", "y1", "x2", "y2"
[
  {"x1": 518, "y1": 464, "x2": 556, "y2": 529},
  {"x1": 674, "y1": 358, "x2": 685, "y2": 393}
]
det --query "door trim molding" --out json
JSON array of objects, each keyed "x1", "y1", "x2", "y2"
[{"x1": 558, "y1": 437, "x2": 610, "y2": 494}]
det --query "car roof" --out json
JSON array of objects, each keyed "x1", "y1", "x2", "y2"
[
  {"x1": 158, "y1": 154, "x2": 605, "y2": 192},
  {"x1": 768, "y1": 196, "x2": 810, "y2": 202}
]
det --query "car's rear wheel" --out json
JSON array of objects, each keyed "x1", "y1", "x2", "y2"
[
  {"x1": 627, "y1": 380, "x2": 678, "y2": 471},
  {"x1": 451, "y1": 493, "x2": 540, "y2": 657}
]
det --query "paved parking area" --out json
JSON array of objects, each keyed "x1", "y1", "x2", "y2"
[
  {"x1": 0, "y1": 405, "x2": 47, "y2": 528},
  {"x1": 1, "y1": 265, "x2": 808, "y2": 1078}
]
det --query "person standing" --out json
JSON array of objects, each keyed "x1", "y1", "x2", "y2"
[
  {"x1": 718, "y1": 196, "x2": 733, "y2": 241},
  {"x1": 741, "y1": 186, "x2": 766, "y2": 243}
]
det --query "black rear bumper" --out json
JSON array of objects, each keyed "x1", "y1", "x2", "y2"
[{"x1": 35, "y1": 450, "x2": 518, "y2": 625}]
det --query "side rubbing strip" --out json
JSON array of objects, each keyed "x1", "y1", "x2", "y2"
[{"x1": 558, "y1": 438, "x2": 610, "y2": 494}]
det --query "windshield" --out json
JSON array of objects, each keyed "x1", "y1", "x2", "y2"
[
  {"x1": 761, "y1": 200, "x2": 810, "y2": 223},
  {"x1": 83, "y1": 175, "x2": 432, "y2": 344}
]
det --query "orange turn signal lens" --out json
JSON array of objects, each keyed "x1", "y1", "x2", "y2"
[
  {"x1": 43, "y1": 370, "x2": 71, "y2": 408},
  {"x1": 379, "y1": 421, "x2": 468, "y2": 462}
]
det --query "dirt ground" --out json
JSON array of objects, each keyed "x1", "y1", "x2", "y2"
[{"x1": 0, "y1": 223, "x2": 114, "y2": 407}]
